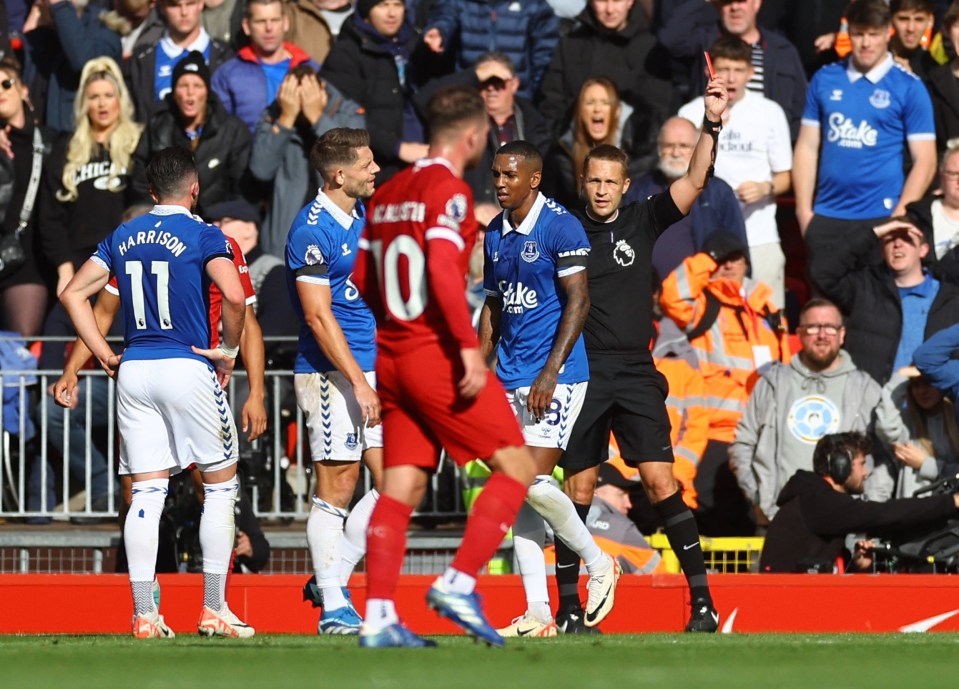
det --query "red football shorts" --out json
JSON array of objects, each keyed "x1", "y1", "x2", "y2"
[{"x1": 377, "y1": 344, "x2": 524, "y2": 469}]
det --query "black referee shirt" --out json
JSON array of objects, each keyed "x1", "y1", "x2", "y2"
[{"x1": 574, "y1": 192, "x2": 684, "y2": 360}]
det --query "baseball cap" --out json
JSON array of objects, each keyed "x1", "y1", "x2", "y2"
[
  {"x1": 205, "y1": 200, "x2": 260, "y2": 224},
  {"x1": 595, "y1": 462, "x2": 636, "y2": 490},
  {"x1": 701, "y1": 231, "x2": 748, "y2": 264}
]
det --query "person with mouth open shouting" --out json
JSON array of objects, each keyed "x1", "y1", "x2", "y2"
[{"x1": 131, "y1": 50, "x2": 252, "y2": 218}]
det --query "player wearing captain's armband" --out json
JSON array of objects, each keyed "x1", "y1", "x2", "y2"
[
  {"x1": 285, "y1": 128, "x2": 384, "y2": 636},
  {"x1": 479, "y1": 140, "x2": 620, "y2": 638}
]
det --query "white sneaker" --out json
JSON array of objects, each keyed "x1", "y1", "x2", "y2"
[
  {"x1": 197, "y1": 605, "x2": 256, "y2": 638},
  {"x1": 497, "y1": 612, "x2": 558, "y2": 638},
  {"x1": 584, "y1": 555, "x2": 621, "y2": 627},
  {"x1": 132, "y1": 611, "x2": 175, "y2": 639}
]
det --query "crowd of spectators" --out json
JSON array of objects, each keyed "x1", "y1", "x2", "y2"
[{"x1": 7, "y1": 0, "x2": 959, "y2": 573}]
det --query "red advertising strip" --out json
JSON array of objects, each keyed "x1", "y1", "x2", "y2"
[{"x1": 1, "y1": 574, "x2": 958, "y2": 634}]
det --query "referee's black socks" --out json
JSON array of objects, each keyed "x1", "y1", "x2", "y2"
[
  {"x1": 655, "y1": 491, "x2": 712, "y2": 605},
  {"x1": 555, "y1": 501, "x2": 591, "y2": 611}
]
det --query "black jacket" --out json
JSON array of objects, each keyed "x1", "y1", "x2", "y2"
[
  {"x1": 537, "y1": 6, "x2": 672, "y2": 137},
  {"x1": 760, "y1": 470, "x2": 956, "y2": 573},
  {"x1": 905, "y1": 195, "x2": 959, "y2": 284},
  {"x1": 131, "y1": 95, "x2": 251, "y2": 217},
  {"x1": 321, "y1": 14, "x2": 430, "y2": 182},
  {"x1": 656, "y1": 1, "x2": 807, "y2": 141},
  {"x1": 809, "y1": 225, "x2": 959, "y2": 384},
  {"x1": 925, "y1": 64, "x2": 959, "y2": 157},
  {"x1": 123, "y1": 39, "x2": 234, "y2": 123}
]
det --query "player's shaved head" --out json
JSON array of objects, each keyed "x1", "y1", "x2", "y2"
[
  {"x1": 311, "y1": 127, "x2": 371, "y2": 182},
  {"x1": 146, "y1": 147, "x2": 198, "y2": 202},
  {"x1": 496, "y1": 140, "x2": 543, "y2": 173}
]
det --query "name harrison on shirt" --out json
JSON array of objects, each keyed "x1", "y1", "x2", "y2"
[{"x1": 118, "y1": 230, "x2": 188, "y2": 257}]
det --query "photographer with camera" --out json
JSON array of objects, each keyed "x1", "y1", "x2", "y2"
[{"x1": 760, "y1": 431, "x2": 959, "y2": 573}]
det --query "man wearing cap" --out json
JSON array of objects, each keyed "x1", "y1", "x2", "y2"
[
  {"x1": 125, "y1": 0, "x2": 234, "y2": 121},
  {"x1": 729, "y1": 298, "x2": 884, "y2": 531},
  {"x1": 132, "y1": 50, "x2": 252, "y2": 216},
  {"x1": 660, "y1": 229, "x2": 790, "y2": 536}
]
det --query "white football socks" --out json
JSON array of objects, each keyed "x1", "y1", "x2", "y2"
[
  {"x1": 200, "y1": 477, "x2": 238, "y2": 612},
  {"x1": 125, "y1": 478, "x2": 168, "y2": 616},
  {"x1": 340, "y1": 488, "x2": 379, "y2": 585},
  {"x1": 363, "y1": 598, "x2": 399, "y2": 632},
  {"x1": 526, "y1": 476, "x2": 604, "y2": 573},
  {"x1": 308, "y1": 496, "x2": 349, "y2": 610},
  {"x1": 511, "y1": 503, "x2": 550, "y2": 614}
]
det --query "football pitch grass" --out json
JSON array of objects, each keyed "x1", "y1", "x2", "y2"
[{"x1": 4, "y1": 633, "x2": 959, "y2": 689}]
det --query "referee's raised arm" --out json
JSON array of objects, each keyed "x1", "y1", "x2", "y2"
[{"x1": 669, "y1": 76, "x2": 730, "y2": 216}]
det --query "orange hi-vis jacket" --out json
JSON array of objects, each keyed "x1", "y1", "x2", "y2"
[
  {"x1": 660, "y1": 253, "x2": 791, "y2": 443},
  {"x1": 654, "y1": 355, "x2": 708, "y2": 509}
]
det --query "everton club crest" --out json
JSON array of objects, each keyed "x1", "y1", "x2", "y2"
[{"x1": 521, "y1": 240, "x2": 540, "y2": 263}]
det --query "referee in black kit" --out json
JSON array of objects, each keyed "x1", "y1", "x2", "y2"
[{"x1": 552, "y1": 75, "x2": 729, "y2": 634}]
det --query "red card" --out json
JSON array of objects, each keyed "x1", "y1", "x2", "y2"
[{"x1": 704, "y1": 51, "x2": 716, "y2": 79}]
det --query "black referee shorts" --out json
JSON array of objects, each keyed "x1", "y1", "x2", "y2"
[{"x1": 560, "y1": 356, "x2": 674, "y2": 474}]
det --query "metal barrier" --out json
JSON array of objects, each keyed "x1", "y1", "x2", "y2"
[{"x1": 0, "y1": 341, "x2": 469, "y2": 522}]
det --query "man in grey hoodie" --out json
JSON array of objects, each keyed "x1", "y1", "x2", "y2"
[{"x1": 729, "y1": 298, "x2": 889, "y2": 529}]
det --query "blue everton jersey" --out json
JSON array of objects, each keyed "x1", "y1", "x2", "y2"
[
  {"x1": 286, "y1": 190, "x2": 376, "y2": 374},
  {"x1": 484, "y1": 193, "x2": 590, "y2": 388},
  {"x1": 803, "y1": 54, "x2": 935, "y2": 220},
  {"x1": 92, "y1": 205, "x2": 233, "y2": 363}
]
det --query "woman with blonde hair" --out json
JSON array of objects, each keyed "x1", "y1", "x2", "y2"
[
  {"x1": 877, "y1": 366, "x2": 959, "y2": 498},
  {"x1": 39, "y1": 56, "x2": 142, "y2": 296},
  {"x1": 542, "y1": 76, "x2": 662, "y2": 210}
]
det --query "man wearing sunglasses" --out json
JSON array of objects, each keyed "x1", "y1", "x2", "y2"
[{"x1": 730, "y1": 298, "x2": 885, "y2": 532}]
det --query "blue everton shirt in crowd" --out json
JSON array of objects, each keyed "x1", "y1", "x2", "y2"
[
  {"x1": 803, "y1": 53, "x2": 935, "y2": 220},
  {"x1": 93, "y1": 205, "x2": 233, "y2": 363},
  {"x1": 285, "y1": 190, "x2": 376, "y2": 375},
  {"x1": 484, "y1": 192, "x2": 590, "y2": 389}
]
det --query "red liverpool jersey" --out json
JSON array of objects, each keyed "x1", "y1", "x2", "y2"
[{"x1": 355, "y1": 158, "x2": 479, "y2": 355}]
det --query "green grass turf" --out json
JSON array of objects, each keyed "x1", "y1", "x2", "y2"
[{"x1": 3, "y1": 633, "x2": 958, "y2": 689}]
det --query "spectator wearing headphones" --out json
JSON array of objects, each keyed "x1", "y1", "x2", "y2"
[{"x1": 759, "y1": 431, "x2": 959, "y2": 573}]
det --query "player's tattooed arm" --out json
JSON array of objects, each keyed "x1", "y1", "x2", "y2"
[
  {"x1": 478, "y1": 296, "x2": 502, "y2": 366},
  {"x1": 528, "y1": 270, "x2": 590, "y2": 420}
]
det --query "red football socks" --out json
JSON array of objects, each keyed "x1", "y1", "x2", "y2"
[
  {"x1": 365, "y1": 494, "x2": 414, "y2": 600},
  {"x1": 451, "y1": 472, "x2": 528, "y2": 575}
]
